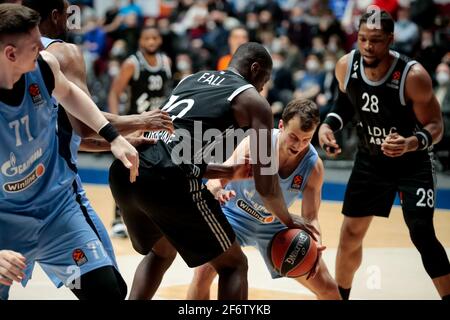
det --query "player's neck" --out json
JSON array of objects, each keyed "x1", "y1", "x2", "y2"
[
  {"x1": 0, "y1": 65, "x2": 20, "y2": 90},
  {"x1": 141, "y1": 50, "x2": 157, "y2": 66},
  {"x1": 363, "y1": 53, "x2": 395, "y2": 82}
]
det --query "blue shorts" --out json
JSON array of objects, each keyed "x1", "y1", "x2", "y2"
[
  {"x1": 0, "y1": 186, "x2": 117, "y2": 300},
  {"x1": 222, "y1": 206, "x2": 287, "y2": 279}
]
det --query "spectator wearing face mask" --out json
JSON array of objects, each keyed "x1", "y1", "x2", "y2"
[
  {"x1": 315, "y1": 52, "x2": 338, "y2": 121},
  {"x1": 267, "y1": 52, "x2": 295, "y2": 125},
  {"x1": 173, "y1": 53, "x2": 194, "y2": 87},
  {"x1": 393, "y1": 6, "x2": 419, "y2": 56},
  {"x1": 293, "y1": 54, "x2": 324, "y2": 102}
]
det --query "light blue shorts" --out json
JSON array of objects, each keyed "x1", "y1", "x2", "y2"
[
  {"x1": 0, "y1": 187, "x2": 117, "y2": 300},
  {"x1": 222, "y1": 206, "x2": 287, "y2": 279}
]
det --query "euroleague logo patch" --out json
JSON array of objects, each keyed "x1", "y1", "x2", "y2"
[
  {"x1": 72, "y1": 249, "x2": 88, "y2": 267},
  {"x1": 291, "y1": 175, "x2": 303, "y2": 190},
  {"x1": 3, "y1": 163, "x2": 45, "y2": 193},
  {"x1": 29, "y1": 83, "x2": 45, "y2": 106}
]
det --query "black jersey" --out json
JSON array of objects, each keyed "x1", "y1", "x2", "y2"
[
  {"x1": 128, "y1": 51, "x2": 172, "y2": 114},
  {"x1": 344, "y1": 49, "x2": 421, "y2": 156},
  {"x1": 145, "y1": 69, "x2": 254, "y2": 172}
]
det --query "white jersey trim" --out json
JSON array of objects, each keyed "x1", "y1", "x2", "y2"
[
  {"x1": 400, "y1": 60, "x2": 417, "y2": 106},
  {"x1": 227, "y1": 84, "x2": 254, "y2": 102}
]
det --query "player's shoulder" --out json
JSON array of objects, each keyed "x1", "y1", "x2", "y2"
[
  {"x1": 335, "y1": 51, "x2": 355, "y2": 85},
  {"x1": 405, "y1": 62, "x2": 433, "y2": 100},
  {"x1": 39, "y1": 51, "x2": 60, "y2": 73},
  {"x1": 45, "y1": 42, "x2": 83, "y2": 67}
]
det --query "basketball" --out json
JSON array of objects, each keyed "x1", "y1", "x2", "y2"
[{"x1": 268, "y1": 228, "x2": 318, "y2": 278}]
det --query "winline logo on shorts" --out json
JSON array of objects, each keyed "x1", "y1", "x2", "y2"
[{"x1": 147, "y1": 121, "x2": 281, "y2": 175}]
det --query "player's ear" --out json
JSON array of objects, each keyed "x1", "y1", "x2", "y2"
[
  {"x1": 51, "y1": 9, "x2": 60, "y2": 26},
  {"x1": 278, "y1": 119, "x2": 284, "y2": 130},
  {"x1": 250, "y1": 62, "x2": 260, "y2": 75},
  {"x1": 4, "y1": 45, "x2": 17, "y2": 62}
]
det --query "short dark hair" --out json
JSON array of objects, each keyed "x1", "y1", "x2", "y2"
[
  {"x1": 139, "y1": 26, "x2": 160, "y2": 39},
  {"x1": 0, "y1": 3, "x2": 40, "y2": 42},
  {"x1": 229, "y1": 42, "x2": 272, "y2": 70},
  {"x1": 282, "y1": 99, "x2": 320, "y2": 131},
  {"x1": 22, "y1": 0, "x2": 65, "y2": 21},
  {"x1": 359, "y1": 9, "x2": 394, "y2": 34}
]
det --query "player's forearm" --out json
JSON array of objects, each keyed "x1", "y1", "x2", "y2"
[
  {"x1": 102, "y1": 113, "x2": 143, "y2": 136},
  {"x1": 203, "y1": 164, "x2": 234, "y2": 180},
  {"x1": 323, "y1": 90, "x2": 355, "y2": 132},
  {"x1": 59, "y1": 82, "x2": 109, "y2": 133},
  {"x1": 79, "y1": 138, "x2": 111, "y2": 152},
  {"x1": 108, "y1": 91, "x2": 120, "y2": 115}
]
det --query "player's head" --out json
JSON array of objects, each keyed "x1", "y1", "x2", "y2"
[
  {"x1": 0, "y1": 3, "x2": 42, "y2": 76},
  {"x1": 229, "y1": 42, "x2": 272, "y2": 92},
  {"x1": 139, "y1": 26, "x2": 162, "y2": 55},
  {"x1": 22, "y1": 0, "x2": 69, "y2": 39},
  {"x1": 228, "y1": 26, "x2": 249, "y2": 55},
  {"x1": 358, "y1": 9, "x2": 394, "y2": 68},
  {"x1": 278, "y1": 99, "x2": 319, "y2": 156}
]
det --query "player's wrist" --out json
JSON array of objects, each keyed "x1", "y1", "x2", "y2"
[
  {"x1": 413, "y1": 129, "x2": 433, "y2": 151},
  {"x1": 99, "y1": 122, "x2": 120, "y2": 143}
]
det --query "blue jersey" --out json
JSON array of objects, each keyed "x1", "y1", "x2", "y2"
[
  {"x1": 0, "y1": 61, "x2": 76, "y2": 214},
  {"x1": 223, "y1": 129, "x2": 319, "y2": 224}
]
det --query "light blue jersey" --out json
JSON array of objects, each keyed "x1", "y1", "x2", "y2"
[
  {"x1": 222, "y1": 129, "x2": 319, "y2": 278},
  {"x1": 0, "y1": 50, "x2": 117, "y2": 299},
  {"x1": 0, "y1": 60, "x2": 74, "y2": 214}
]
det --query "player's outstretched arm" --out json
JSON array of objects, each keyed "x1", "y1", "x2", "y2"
[
  {"x1": 47, "y1": 43, "x2": 174, "y2": 143},
  {"x1": 41, "y1": 51, "x2": 139, "y2": 182}
]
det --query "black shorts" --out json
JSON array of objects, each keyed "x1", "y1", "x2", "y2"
[
  {"x1": 109, "y1": 142, "x2": 235, "y2": 268},
  {"x1": 342, "y1": 151, "x2": 436, "y2": 218}
]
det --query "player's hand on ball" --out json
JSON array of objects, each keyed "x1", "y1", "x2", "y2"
[
  {"x1": 111, "y1": 135, "x2": 139, "y2": 183},
  {"x1": 288, "y1": 215, "x2": 320, "y2": 242}
]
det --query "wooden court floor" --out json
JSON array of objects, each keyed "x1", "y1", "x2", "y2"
[{"x1": 9, "y1": 184, "x2": 450, "y2": 300}]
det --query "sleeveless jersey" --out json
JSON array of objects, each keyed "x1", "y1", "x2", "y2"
[
  {"x1": 41, "y1": 36, "x2": 81, "y2": 173},
  {"x1": 128, "y1": 51, "x2": 172, "y2": 114},
  {"x1": 344, "y1": 49, "x2": 420, "y2": 156},
  {"x1": 146, "y1": 69, "x2": 254, "y2": 173},
  {"x1": 0, "y1": 60, "x2": 76, "y2": 214},
  {"x1": 224, "y1": 129, "x2": 319, "y2": 224}
]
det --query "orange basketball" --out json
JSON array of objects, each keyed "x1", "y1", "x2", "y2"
[{"x1": 268, "y1": 228, "x2": 318, "y2": 278}]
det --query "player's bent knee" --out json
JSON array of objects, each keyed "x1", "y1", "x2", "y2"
[
  {"x1": 71, "y1": 266, "x2": 127, "y2": 300},
  {"x1": 131, "y1": 240, "x2": 154, "y2": 256}
]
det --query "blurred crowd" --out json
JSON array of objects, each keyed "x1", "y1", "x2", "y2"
[{"x1": 68, "y1": 0, "x2": 450, "y2": 170}]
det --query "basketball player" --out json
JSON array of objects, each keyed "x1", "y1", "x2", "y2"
[
  {"x1": 108, "y1": 25, "x2": 172, "y2": 237},
  {"x1": 0, "y1": 250, "x2": 26, "y2": 287},
  {"x1": 0, "y1": 4, "x2": 137, "y2": 300},
  {"x1": 22, "y1": 0, "x2": 173, "y2": 257},
  {"x1": 109, "y1": 42, "x2": 320, "y2": 300},
  {"x1": 187, "y1": 99, "x2": 341, "y2": 300},
  {"x1": 318, "y1": 10, "x2": 450, "y2": 300}
]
